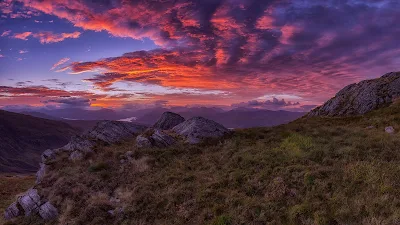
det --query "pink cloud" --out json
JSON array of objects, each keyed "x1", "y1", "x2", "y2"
[
  {"x1": 1, "y1": 30, "x2": 11, "y2": 37},
  {"x1": 33, "y1": 31, "x2": 81, "y2": 44},
  {"x1": 13, "y1": 32, "x2": 32, "y2": 40},
  {"x1": 12, "y1": 31, "x2": 81, "y2": 43},
  {"x1": 51, "y1": 58, "x2": 70, "y2": 70}
]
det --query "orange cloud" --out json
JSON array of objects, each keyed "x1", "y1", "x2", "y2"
[{"x1": 13, "y1": 32, "x2": 32, "y2": 40}]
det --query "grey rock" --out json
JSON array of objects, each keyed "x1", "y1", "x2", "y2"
[
  {"x1": 172, "y1": 117, "x2": 230, "y2": 144},
  {"x1": 36, "y1": 163, "x2": 47, "y2": 184},
  {"x1": 385, "y1": 126, "x2": 395, "y2": 134},
  {"x1": 4, "y1": 202, "x2": 21, "y2": 220},
  {"x1": 38, "y1": 202, "x2": 58, "y2": 220},
  {"x1": 41, "y1": 149, "x2": 59, "y2": 163},
  {"x1": 366, "y1": 126, "x2": 375, "y2": 129},
  {"x1": 151, "y1": 129, "x2": 176, "y2": 147},
  {"x1": 136, "y1": 129, "x2": 176, "y2": 148},
  {"x1": 153, "y1": 112, "x2": 185, "y2": 130},
  {"x1": 309, "y1": 72, "x2": 400, "y2": 117},
  {"x1": 69, "y1": 151, "x2": 84, "y2": 161},
  {"x1": 85, "y1": 121, "x2": 147, "y2": 144},
  {"x1": 17, "y1": 189, "x2": 41, "y2": 216},
  {"x1": 136, "y1": 135, "x2": 152, "y2": 148},
  {"x1": 63, "y1": 135, "x2": 95, "y2": 153},
  {"x1": 125, "y1": 151, "x2": 134, "y2": 157},
  {"x1": 107, "y1": 207, "x2": 124, "y2": 217}
]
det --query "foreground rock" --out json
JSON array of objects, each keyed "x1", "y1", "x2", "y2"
[
  {"x1": 309, "y1": 72, "x2": 400, "y2": 117},
  {"x1": 172, "y1": 117, "x2": 230, "y2": 144},
  {"x1": 136, "y1": 129, "x2": 176, "y2": 148},
  {"x1": 153, "y1": 112, "x2": 185, "y2": 130},
  {"x1": 4, "y1": 189, "x2": 58, "y2": 221}
]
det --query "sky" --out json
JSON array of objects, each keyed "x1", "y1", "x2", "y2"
[{"x1": 0, "y1": 0, "x2": 400, "y2": 112}]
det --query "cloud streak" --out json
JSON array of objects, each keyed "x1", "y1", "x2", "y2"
[
  {"x1": 51, "y1": 58, "x2": 70, "y2": 70},
  {"x1": 12, "y1": 31, "x2": 81, "y2": 43}
]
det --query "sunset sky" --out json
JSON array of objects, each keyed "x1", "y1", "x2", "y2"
[{"x1": 1, "y1": 0, "x2": 399, "y2": 111}]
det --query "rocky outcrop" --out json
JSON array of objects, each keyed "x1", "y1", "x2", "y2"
[
  {"x1": 4, "y1": 189, "x2": 58, "y2": 221},
  {"x1": 309, "y1": 72, "x2": 400, "y2": 117},
  {"x1": 136, "y1": 129, "x2": 176, "y2": 148},
  {"x1": 172, "y1": 117, "x2": 230, "y2": 144},
  {"x1": 85, "y1": 121, "x2": 147, "y2": 144},
  {"x1": 5, "y1": 120, "x2": 147, "y2": 221},
  {"x1": 153, "y1": 112, "x2": 185, "y2": 130}
]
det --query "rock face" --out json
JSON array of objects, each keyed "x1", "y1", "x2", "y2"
[
  {"x1": 153, "y1": 112, "x2": 185, "y2": 130},
  {"x1": 136, "y1": 129, "x2": 176, "y2": 148},
  {"x1": 309, "y1": 72, "x2": 400, "y2": 117},
  {"x1": 172, "y1": 117, "x2": 230, "y2": 144},
  {"x1": 85, "y1": 121, "x2": 147, "y2": 144}
]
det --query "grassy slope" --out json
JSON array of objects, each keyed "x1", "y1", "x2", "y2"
[{"x1": 7, "y1": 102, "x2": 400, "y2": 225}]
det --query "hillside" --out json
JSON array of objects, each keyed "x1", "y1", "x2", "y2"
[
  {"x1": 0, "y1": 110, "x2": 79, "y2": 173},
  {"x1": 20, "y1": 111, "x2": 101, "y2": 132},
  {"x1": 4, "y1": 99, "x2": 400, "y2": 224}
]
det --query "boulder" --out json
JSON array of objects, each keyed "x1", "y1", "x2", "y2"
[
  {"x1": 385, "y1": 126, "x2": 395, "y2": 134},
  {"x1": 136, "y1": 135, "x2": 152, "y2": 148},
  {"x1": 63, "y1": 135, "x2": 95, "y2": 153},
  {"x1": 38, "y1": 202, "x2": 58, "y2": 220},
  {"x1": 41, "y1": 149, "x2": 59, "y2": 163},
  {"x1": 36, "y1": 163, "x2": 47, "y2": 184},
  {"x1": 136, "y1": 129, "x2": 176, "y2": 148},
  {"x1": 17, "y1": 189, "x2": 41, "y2": 216},
  {"x1": 85, "y1": 121, "x2": 147, "y2": 144},
  {"x1": 309, "y1": 72, "x2": 400, "y2": 117},
  {"x1": 4, "y1": 202, "x2": 21, "y2": 220},
  {"x1": 153, "y1": 112, "x2": 185, "y2": 130},
  {"x1": 172, "y1": 117, "x2": 230, "y2": 144}
]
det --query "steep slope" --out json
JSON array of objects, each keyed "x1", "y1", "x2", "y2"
[
  {"x1": 0, "y1": 110, "x2": 79, "y2": 173},
  {"x1": 309, "y1": 72, "x2": 400, "y2": 116}
]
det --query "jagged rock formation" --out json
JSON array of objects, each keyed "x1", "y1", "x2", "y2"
[
  {"x1": 136, "y1": 129, "x2": 176, "y2": 148},
  {"x1": 153, "y1": 111, "x2": 185, "y2": 130},
  {"x1": 309, "y1": 72, "x2": 400, "y2": 117},
  {"x1": 85, "y1": 121, "x2": 147, "y2": 143},
  {"x1": 4, "y1": 120, "x2": 147, "y2": 221},
  {"x1": 4, "y1": 189, "x2": 58, "y2": 221},
  {"x1": 172, "y1": 117, "x2": 230, "y2": 144}
]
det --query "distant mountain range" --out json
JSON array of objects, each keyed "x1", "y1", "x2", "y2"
[
  {"x1": 0, "y1": 110, "x2": 80, "y2": 173},
  {"x1": 136, "y1": 107, "x2": 306, "y2": 128},
  {"x1": 7, "y1": 106, "x2": 306, "y2": 129}
]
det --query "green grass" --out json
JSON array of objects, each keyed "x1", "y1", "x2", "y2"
[{"x1": 7, "y1": 102, "x2": 400, "y2": 225}]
